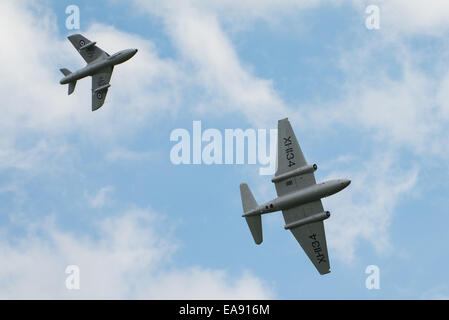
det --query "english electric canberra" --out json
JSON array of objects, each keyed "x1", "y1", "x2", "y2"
[{"x1": 240, "y1": 118, "x2": 350, "y2": 275}]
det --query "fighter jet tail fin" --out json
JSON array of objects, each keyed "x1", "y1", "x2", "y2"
[{"x1": 240, "y1": 183, "x2": 263, "y2": 245}]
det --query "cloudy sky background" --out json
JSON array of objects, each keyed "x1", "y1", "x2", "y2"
[{"x1": 1, "y1": 0, "x2": 449, "y2": 299}]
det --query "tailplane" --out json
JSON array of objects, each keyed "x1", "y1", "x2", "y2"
[
  {"x1": 60, "y1": 68, "x2": 72, "y2": 76},
  {"x1": 68, "y1": 81, "x2": 77, "y2": 95},
  {"x1": 240, "y1": 183, "x2": 262, "y2": 245}
]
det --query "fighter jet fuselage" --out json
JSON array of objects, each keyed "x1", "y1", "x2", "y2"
[
  {"x1": 243, "y1": 178, "x2": 351, "y2": 217},
  {"x1": 60, "y1": 48, "x2": 138, "y2": 85},
  {"x1": 59, "y1": 34, "x2": 138, "y2": 111}
]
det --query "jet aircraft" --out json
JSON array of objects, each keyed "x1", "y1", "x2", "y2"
[
  {"x1": 240, "y1": 118, "x2": 351, "y2": 275},
  {"x1": 59, "y1": 34, "x2": 138, "y2": 111}
]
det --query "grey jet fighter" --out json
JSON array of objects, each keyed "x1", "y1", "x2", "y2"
[
  {"x1": 240, "y1": 118, "x2": 350, "y2": 275},
  {"x1": 59, "y1": 34, "x2": 138, "y2": 111}
]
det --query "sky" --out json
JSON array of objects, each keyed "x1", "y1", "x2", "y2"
[{"x1": 1, "y1": 0, "x2": 449, "y2": 299}]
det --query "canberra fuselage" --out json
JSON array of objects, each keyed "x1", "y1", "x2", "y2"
[{"x1": 243, "y1": 179, "x2": 351, "y2": 217}]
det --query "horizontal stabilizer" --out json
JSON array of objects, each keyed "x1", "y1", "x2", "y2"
[
  {"x1": 245, "y1": 215, "x2": 262, "y2": 245},
  {"x1": 240, "y1": 183, "x2": 262, "y2": 244},
  {"x1": 68, "y1": 81, "x2": 76, "y2": 95},
  {"x1": 60, "y1": 68, "x2": 72, "y2": 76}
]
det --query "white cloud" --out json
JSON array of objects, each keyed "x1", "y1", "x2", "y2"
[
  {"x1": 324, "y1": 152, "x2": 418, "y2": 262},
  {"x1": 132, "y1": 0, "x2": 344, "y2": 21},
  {"x1": 134, "y1": 0, "x2": 291, "y2": 127},
  {"x1": 378, "y1": 0, "x2": 449, "y2": 36},
  {"x1": 309, "y1": 67, "x2": 442, "y2": 155},
  {"x1": 128, "y1": 0, "x2": 449, "y2": 153},
  {"x1": 88, "y1": 186, "x2": 114, "y2": 209},
  {"x1": 0, "y1": 1, "x2": 77, "y2": 135},
  {"x1": 0, "y1": 140, "x2": 52, "y2": 172},
  {"x1": 0, "y1": 209, "x2": 273, "y2": 299},
  {"x1": 199, "y1": 0, "x2": 449, "y2": 36},
  {"x1": 132, "y1": 0, "x2": 449, "y2": 36}
]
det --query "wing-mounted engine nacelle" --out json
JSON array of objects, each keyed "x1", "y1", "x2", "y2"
[
  {"x1": 271, "y1": 164, "x2": 318, "y2": 183},
  {"x1": 284, "y1": 211, "x2": 330, "y2": 230}
]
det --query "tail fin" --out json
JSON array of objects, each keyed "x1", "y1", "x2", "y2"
[
  {"x1": 60, "y1": 69, "x2": 76, "y2": 95},
  {"x1": 240, "y1": 183, "x2": 263, "y2": 245}
]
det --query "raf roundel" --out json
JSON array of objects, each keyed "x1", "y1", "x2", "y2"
[
  {"x1": 79, "y1": 40, "x2": 85, "y2": 47},
  {"x1": 97, "y1": 92, "x2": 102, "y2": 100}
]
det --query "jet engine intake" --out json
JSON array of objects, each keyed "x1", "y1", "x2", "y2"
[
  {"x1": 272, "y1": 164, "x2": 318, "y2": 183},
  {"x1": 284, "y1": 211, "x2": 330, "y2": 230}
]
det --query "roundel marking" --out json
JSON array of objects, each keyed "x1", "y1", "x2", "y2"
[
  {"x1": 79, "y1": 40, "x2": 85, "y2": 47},
  {"x1": 97, "y1": 92, "x2": 102, "y2": 99}
]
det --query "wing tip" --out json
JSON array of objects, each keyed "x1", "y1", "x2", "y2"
[
  {"x1": 92, "y1": 104, "x2": 104, "y2": 112},
  {"x1": 319, "y1": 268, "x2": 331, "y2": 275},
  {"x1": 67, "y1": 33, "x2": 81, "y2": 40}
]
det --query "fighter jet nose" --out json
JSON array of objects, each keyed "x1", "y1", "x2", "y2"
[{"x1": 339, "y1": 179, "x2": 350, "y2": 189}]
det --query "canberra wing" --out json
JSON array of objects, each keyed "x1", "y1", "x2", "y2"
[
  {"x1": 68, "y1": 34, "x2": 109, "y2": 64},
  {"x1": 282, "y1": 200, "x2": 330, "y2": 275},
  {"x1": 91, "y1": 66, "x2": 113, "y2": 111},
  {"x1": 274, "y1": 118, "x2": 316, "y2": 197}
]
